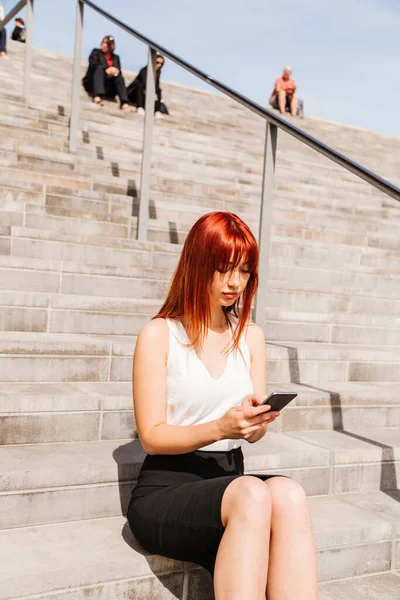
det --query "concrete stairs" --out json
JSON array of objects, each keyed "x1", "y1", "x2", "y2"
[{"x1": 0, "y1": 40, "x2": 399, "y2": 598}]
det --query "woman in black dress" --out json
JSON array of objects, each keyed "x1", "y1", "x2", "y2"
[
  {"x1": 82, "y1": 36, "x2": 130, "y2": 110},
  {"x1": 128, "y1": 212, "x2": 318, "y2": 599}
]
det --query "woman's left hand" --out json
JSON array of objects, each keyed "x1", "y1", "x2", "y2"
[{"x1": 241, "y1": 393, "x2": 279, "y2": 442}]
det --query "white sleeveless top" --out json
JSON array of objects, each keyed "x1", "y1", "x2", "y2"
[{"x1": 165, "y1": 318, "x2": 254, "y2": 451}]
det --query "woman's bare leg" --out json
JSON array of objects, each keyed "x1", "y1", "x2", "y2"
[
  {"x1": 214, "y1": 476, "x2": 271, "y2": 600},
  {"x1": 265, "y1": 477, "x2": 318, "y2": 600},
  {"x1": 290, "y1": 94, "x2": 299, "y2": 116},
  {"x1": 278, "y1": 90, "x2": 287, "y2": 114}
]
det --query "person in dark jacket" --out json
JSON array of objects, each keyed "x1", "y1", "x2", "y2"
[
  {"x1": 11, "y1": 18, "x2": 26, "y2": 43},
  {"x1": 82, "y1": 36, "x2": 130, "y2": 111},
  {"x1": 127, "y1": 54, "x2": 167, "y2": 116},
  {"x1": 0, "y1": 3, "x2": 7, "y2": 57}
]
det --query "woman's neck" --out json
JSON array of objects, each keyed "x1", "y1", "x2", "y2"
[{"x1": 209, "y1": 305, "x2": 228, "y2": 333}]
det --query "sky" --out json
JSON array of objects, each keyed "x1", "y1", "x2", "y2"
[{"x1": 2, "y1": 0, "x2": 400, "y2": 136}]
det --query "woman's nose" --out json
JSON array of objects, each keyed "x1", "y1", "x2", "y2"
[{"x1": 228, "y1": 270, "x2": 240, "y2": 287}]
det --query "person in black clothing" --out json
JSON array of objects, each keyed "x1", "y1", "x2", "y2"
[
  {"x1": 127, "y1": 54, "x2": 167, "y2": 116},
  {"x1": 11, "y1": 18, "x2": 26, "y2": 43},
  {"x1": 82, "y1": 35, "x2": 131, "y2": 111},
  {"x1": 0, "y1": 3, "x2": 7, "y2": 57}
]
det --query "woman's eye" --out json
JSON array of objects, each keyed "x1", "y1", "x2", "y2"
[
  {"x1": 217, "y1": 268, "x2": 229, "y2": 274},
  {"x1": 240, "y1": 269, "x2": 250, "y2": 274}
]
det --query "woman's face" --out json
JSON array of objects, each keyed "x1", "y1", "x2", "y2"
[
  {"x1": 210, "y1": 259, "x2": 251, "y2": 307},
  {"x1": 101, "y1": 40, "x2": 110, "y2": 53}
]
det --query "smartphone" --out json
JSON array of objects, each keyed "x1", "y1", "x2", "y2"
[{"x1": 260, "y1": 391, "x2": 297, "y2": 412}]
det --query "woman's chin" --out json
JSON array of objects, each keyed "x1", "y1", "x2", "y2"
[{"x1": 220, "y1": 298, "x2": 236, "y2": 307}]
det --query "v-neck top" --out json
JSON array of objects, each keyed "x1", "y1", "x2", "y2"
[{"x1": 165, "y1": 318, "x2": 253, "y2": 451}]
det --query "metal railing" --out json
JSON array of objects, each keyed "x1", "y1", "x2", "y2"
[
  {"x1": 2, "y1": 0, "x2": 400, "y2": 329},
  {"x1": 69, "y1": 1, "x2": 400, "y2": 326}
]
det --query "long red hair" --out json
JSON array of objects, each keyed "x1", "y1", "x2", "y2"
[{"x1": 155, "y1": 211, "x2": 259, "y2": 352}]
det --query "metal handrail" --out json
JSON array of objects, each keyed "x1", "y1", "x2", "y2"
[
  {"x1": 0, "y1": 0, "x2": 26, "y2": 29},
  {"x1": 80, "y1": 0, "x2": 400, "y2": 204},
  {"x1": 74, "y1": 0, "x2": 400, "y2": 327},
  {"x1": 2, "y1": 0, "x2": 399, "y2": 330}
]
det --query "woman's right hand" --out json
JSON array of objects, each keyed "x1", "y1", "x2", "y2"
[{"x1": 218, "y1": 404, "x2": 278, "y2": 441}]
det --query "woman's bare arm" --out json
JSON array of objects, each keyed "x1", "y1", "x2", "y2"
[
  {"x1": 245, "y1": 323, "x2": 269, "y2": 444},
  {"x1": 133, "y1": 318, "x2": 223, "y2": 455}
]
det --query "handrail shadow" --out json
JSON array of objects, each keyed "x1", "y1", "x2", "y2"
[
  {"x1": 112, "y1": 439, "x2": 215, "y2": 599},
  {"x1": 268, "y1": 342, "x2": 399, "y2": 503}
]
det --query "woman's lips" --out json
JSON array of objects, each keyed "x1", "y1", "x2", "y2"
[{"x1": 223, "y1": 293, "x2": 238, "y2": 299}]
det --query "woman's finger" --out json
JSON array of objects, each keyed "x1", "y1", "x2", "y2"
[
  {"x1": 244, "y1": 405, "x2": 270, "y2": 419},
  {"x1": 258, "y1": 411, "x2": 279, "y2": 424}
]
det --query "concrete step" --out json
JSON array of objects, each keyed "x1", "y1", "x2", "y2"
[
  {"x1": 0, "y1": 491, "x2": 398, "y2": 598},
  {"x1": 1, "y1": 168, "x2": 398, "y2": 251},
  {"x1": 5, "y1": 201, "x2": 399, "y2": 264},
  {"x1": 40, "y1": 184, "x2": 400, "y2": 237},
  {"x1": 0, "y1": 292, "x2": 159, "y2": 335},
  {"x1": 6, "y1": 198, "x2": 400, "y2": 274},
  {"x1": 0, "y1": 381, "x2": 132, "y2": 445},
  {"x1": 1, "y1": 332, "x2": 400, "y2": 384},
  {"x1": 4, "y1": 187, "x2": 400, "y2": 253},
  {"x1": 6, "y1": 226, "x2": 400, "y2": 297},
  {"x1": 1, "y1": 378, "x2": 399, "y2": 444},
  {"x1": 42, "y1": 188, "x2": 400, "y2": 239},
  {"x1": 8, "y1": 226, "x2": 157, "y2": 268},
  {"x1": 0, "y1": 257, "x2": 172, "y2": 305},
  {"x1": 319, "y1": 572, "x2": 400, "y2": 600},
  {"x1": 3, "y1": 203, "x2": 400, "y2": 276},
  {"x1": 3, "y1": 136, "x2": 395, "y2": 205},
  {"x1": 2, "y1": 242, "x2": 400, "y2": 298},
  {"x1": 3, "y1": 129, "x2": 393, "y2": 222},
  {"x1": 2, "y1": 288, "x2": 400, "y2": 345},
  {"x1": 0, "y1": 332, "x2": 121, "y2": 384},
  {"x1": 0, "y1": 164, "x2": 88, "y2": 192},
  {"x1": 1, "y1": 427, "x2": 399, "y2": 528},
  {"x1": 0, "y1": 128, "x2": 397, "y2": 209},
  {"x1": 0, "y1": 434, "x2": 327, "y2": 527},
  {"x1": 0, "y1": 515, "x2": 201, "y2": 600}
]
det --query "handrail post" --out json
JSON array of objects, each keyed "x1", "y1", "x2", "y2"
[
  {"x1": 255, "y1": 121, "x2": 277, "y2": 328},
  {"x1": 137, "y1": 46, "x2": 156, "y2": 241},
  {"x1": 69, "y1": 0, "x2": 84, "y2": 153},
  {"x1": 22, "y1": 0, "x2": 34, "y2": 100}
]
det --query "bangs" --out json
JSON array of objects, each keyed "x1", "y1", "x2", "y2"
[{"x1": 211, "y1": 220, "x2": 258, "y2": 274}]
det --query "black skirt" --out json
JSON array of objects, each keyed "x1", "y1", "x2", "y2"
[{"x1": 127, "y1": 447, "x2": 279, "y2": 575}]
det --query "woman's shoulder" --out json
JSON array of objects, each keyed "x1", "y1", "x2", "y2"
[
  {"x1": 244, "y1": 322, "x2": 265, "y2": 352},
  {"x1": 89, "y1": 48, "x2": 101, "y2": 59},
  {"x1": 138, "y1": 317, "x2": 169, "y2": 343}
]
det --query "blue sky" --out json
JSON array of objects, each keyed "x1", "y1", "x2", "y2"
[{"x1": 3, "y1": 0, "x2": 400, "y2": 136}]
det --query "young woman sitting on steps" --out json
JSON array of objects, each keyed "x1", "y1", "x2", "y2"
[
  {"x1": 82, "y1": 35, "x2": 131, "y2": 111},
  {"x1": 128, "y1": 211, "x2": 318, "y2": 600}
]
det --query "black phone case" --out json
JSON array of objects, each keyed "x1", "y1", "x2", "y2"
[{"x1": 264, "y1": 392, "x2": 297, "y2": 412}]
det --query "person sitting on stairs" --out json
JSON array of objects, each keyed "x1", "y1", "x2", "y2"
[
  {"x1": 127, "y1": 54, "x2": 167, "y2": 117},
  {"x1": 270, "y1": 65, "x2": 299, "y2": 117},
  {"x1": 82, "y1": 35, "x2": 131, "y2": 111},
  {"x1": 11, "y1": 18, "x2": 26, "y2": 43},
  {"x1": 127, "y1": 211, "x2": 318, "y2": 600},
  {"x1": 0, "y1": 3, "x2": 7, "y2": 58}
]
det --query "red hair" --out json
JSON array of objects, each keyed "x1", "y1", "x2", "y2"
[{"x1": 155, "y1": 211, "x2": 259, "y2": 352}]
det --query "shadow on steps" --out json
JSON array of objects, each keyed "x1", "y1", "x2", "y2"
[
  {"x1": 113, "y1": 440, "x2": 215, "y2": 599},
  {"x1": 269, "y1": 342, "x2": 399, "y2": 503}
]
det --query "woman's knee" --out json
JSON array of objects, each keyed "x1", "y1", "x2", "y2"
[
  {"x1": 267, "y1": 477, "x2": 308, "y2": 516},
  {"x1": 221, "y1": 476, "x2": 271, "y2": 527}
]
